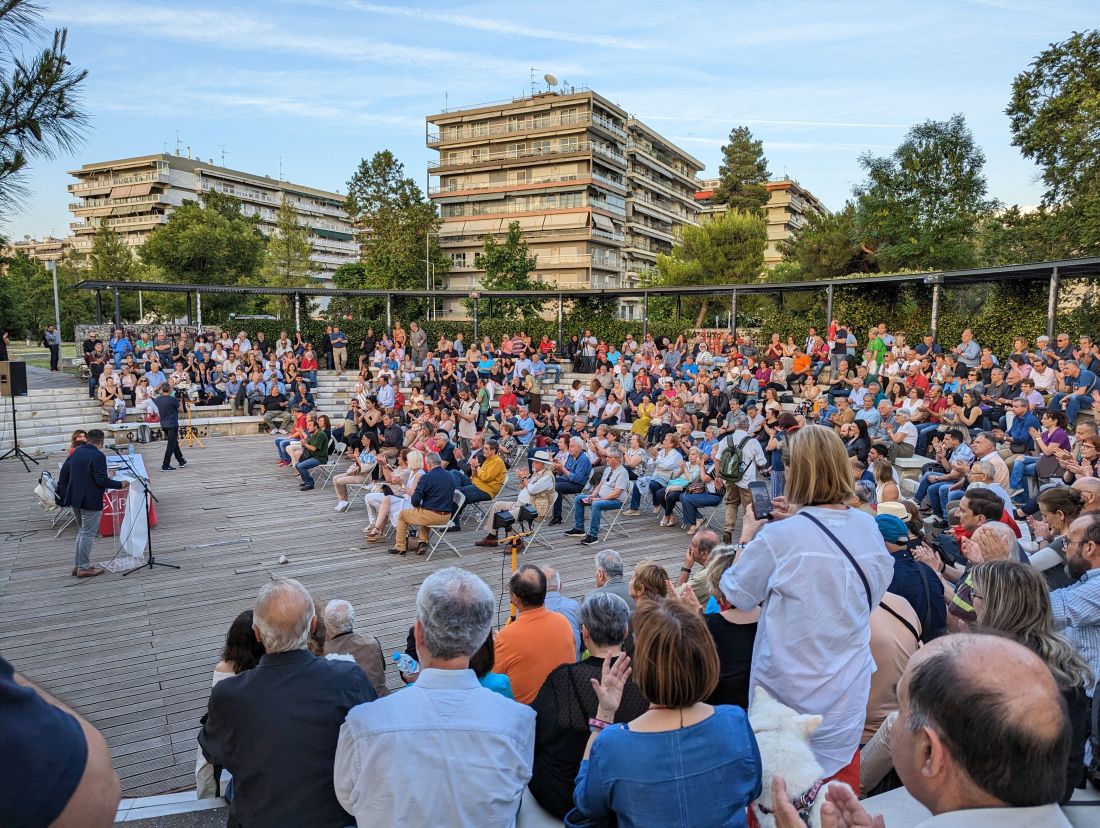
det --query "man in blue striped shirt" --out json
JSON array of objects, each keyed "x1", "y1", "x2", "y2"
[{"x1": 1050, "y1": 512, "x2": 1100, "y2": 690}]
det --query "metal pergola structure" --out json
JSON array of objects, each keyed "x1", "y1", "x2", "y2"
[{"x1": 75, "y1": 256, "x2": 1100, "y2": 344}]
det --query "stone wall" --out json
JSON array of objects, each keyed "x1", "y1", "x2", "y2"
[{"x1": 74, "y1": 323, "x2": 220, "y2": 343}]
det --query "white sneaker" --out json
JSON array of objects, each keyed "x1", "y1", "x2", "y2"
[{"x1": 335, "y1": 501, "x2": 349, "y2": 512}]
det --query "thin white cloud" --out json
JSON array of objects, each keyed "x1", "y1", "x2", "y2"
[
  {"x1": 294, "y1": 0, "x2": 649, "y2": 50},
  {"x1": 641, "y1": 115, "x2": 908, "y2": 130},
  {"x1": 48, "y1": 2, "x2": 541, "y2": 74}
]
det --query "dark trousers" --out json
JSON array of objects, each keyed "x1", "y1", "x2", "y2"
[
  {"x1": 552, "y1": 480, "x2": 585, "y2": 518},
  {"x1": 48, "y1": 345, "x2": 60, "y2": 371},
  {"x1": 162, "y1": 426, "x2": 185, "y2": 469}
]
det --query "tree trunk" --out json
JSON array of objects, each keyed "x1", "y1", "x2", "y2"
[{"x1": 694, "y1": 299, "x2": 709, "y2": 328}]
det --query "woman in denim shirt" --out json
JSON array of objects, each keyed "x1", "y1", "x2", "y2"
[{"x1": 568, "y1": 600, "x2": 761, "y2": 827}]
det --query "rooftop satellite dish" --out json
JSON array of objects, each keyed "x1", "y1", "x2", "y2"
[{"x1": 544, "y1": 73, "x2": 558, "y2": 88}]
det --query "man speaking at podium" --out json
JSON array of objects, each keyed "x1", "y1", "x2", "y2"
[{"x1": 58, "y1": 429, "x2": 128, "y2": 578}]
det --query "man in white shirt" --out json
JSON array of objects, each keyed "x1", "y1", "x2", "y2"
[
  {"x1": 566, "y1": 446, "x2": 629, "y2": 546},
  {"x1": 720, "y1": 415, "x2": 767, "y2": 543},
  {"x1": 375, "y1": 375, "x2": 395, "y2": 410},
  {"x1": 335, "y1": 568, "x2": 534, "y2": 826},
  {"x1": 775, "y1": 634, "x2": 1074, "y2": 828}
]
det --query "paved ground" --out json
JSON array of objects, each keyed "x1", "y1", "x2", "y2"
[{"x1": 1, "y1": 434, "x2": 723, "y2": 796}]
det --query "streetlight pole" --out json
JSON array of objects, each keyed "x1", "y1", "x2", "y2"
[{"x1": 46, "y1": 259, "x2": 61, "y2": 334}]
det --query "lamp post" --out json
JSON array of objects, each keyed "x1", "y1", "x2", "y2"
[
  {"x1": 470, "y1": 291, "x2": 480, "y2": 341},
  {"x1": 425, "y1": 228, "x2": 439, "y2": 320},
  {"x1": 46, "y1": 259, "x2": 61, "y2": 334}
]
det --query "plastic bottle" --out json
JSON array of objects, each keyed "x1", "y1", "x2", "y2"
[
  {"x1": 391, "y1": 652, "x2": 419, "y2": 675},
  {"x1": 128, "y1": 442, "x2": 135, "y2": 458}
]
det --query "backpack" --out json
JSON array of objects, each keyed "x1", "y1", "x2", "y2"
[{"x1": 718, "y1": 434, "x2": 755, "y2": 485}]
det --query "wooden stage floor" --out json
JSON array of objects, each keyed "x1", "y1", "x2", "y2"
[{"x1": 0, "y1": 435, "x2": 722, "y2": 795}]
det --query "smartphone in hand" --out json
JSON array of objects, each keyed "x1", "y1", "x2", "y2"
[{"x1": 748, "y1": 480, "x2": 773, "y2": 520}]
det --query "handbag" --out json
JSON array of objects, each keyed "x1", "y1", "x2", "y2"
[
  {"x1": 1036, "y1": 454, "x2": 1062, "y2": 479},
  {"x1": 686, "y1": 479, "x2": 706, "y2": 494}
]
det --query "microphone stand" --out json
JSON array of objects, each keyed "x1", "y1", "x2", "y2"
[{"x1": 110, "y1": 446, "x2": 179, "y2": 574}]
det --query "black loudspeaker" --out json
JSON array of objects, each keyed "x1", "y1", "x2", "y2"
[{"x1": 0, "y1": 361, "x2": 28, "y2": 397}]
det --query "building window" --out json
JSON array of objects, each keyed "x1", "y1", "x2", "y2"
[
  {"x1": 451, "y1": 252, "x2": 467, "y2": 267},
  {"x1": 532, "y1": 140, "x2": 551, "y2": 156},
  {"x1": 507, "y1": 143, "x2": 525, "y2": 159},
  {"x1": 560, "y1": 136, "x2": 579, "y2": 152}
]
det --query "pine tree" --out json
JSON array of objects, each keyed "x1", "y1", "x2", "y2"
[
  {"x1": 713, "y1": 126, "x2": 770, "y2": 214},
  {"x1": 260, "y1": 197, "x2": 317, "y2": 317}
]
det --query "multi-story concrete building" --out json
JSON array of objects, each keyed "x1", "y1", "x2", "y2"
[
  {"x1": 694, "y1": 177, "x2": 827, "y2": 265},
  {"x1": 622, "y1": 118, "x2": 703, "y2": 318},
  {"x1": 7, "y1": 235, "x2": 70, "y2": 263},
  {"x1": 67, "y1": 153, "x2": 357, "y2": 284},
  {"x1": 425, "y1": 89, "x2": 702, "y2": 318}
]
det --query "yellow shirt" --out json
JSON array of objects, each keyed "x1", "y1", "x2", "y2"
[{"x1": 473, "y1": 454, "x2": 507, "y2": 497}]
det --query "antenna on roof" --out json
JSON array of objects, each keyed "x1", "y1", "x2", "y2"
[
  {"x1": 218, "y1": 145, "x2": 229, "y2": 166},
  {"x1": 530, "y1": 67, "x2": 537, "y2": 95},
  {"x1": 175, "y1": 130, "x2": 182, "y2": 156},
  {"x1": 543, "y1": 73, "x2": 558, "y2": 92}
]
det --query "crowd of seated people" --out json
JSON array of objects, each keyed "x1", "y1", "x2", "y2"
[{"x1": 174, "y1": 419, "x2": 1099, "y2": 826}]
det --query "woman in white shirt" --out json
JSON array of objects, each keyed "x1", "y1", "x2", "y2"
[
  {"x1": 363, "y1": 450, "x2": 423, "y2": 541},
  {"x1": 898, "y1": 387, "x2": 927, "y2": 419},
  {"x1": 720, "y1": 425, "x2": 893, "y2": 781}
]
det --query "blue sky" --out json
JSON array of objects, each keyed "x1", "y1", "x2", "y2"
[{"x1": 8, "y1": 0, "x2": 1099, "y2": 240}]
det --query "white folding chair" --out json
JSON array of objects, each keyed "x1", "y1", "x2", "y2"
[
  {"x1": 342, "y1": 461, "x2": 378, "y2": 510},
  {"x1": 598, "y1": 500, "x2": 631, "y2": 541},
  {"x1": 426, "y1": 491, "x2": 466, "y2": 562},
  {"x1": 523, "y1": 511, "x2": 555, "y2": 550},
  {"x1": 315, "y1": 441, "x2": 347, "y2": 490}
]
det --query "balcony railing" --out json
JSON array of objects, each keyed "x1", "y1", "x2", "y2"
[
  {"x1": 428, "y1": 173, "x2": 587, "y2": 196},
  {"x1": 429, "y1": 140, "x2": 618, "y2": 170},
  {"x1": 439, "y1": 225, "x2": 620, "y2": 245},
  {"x1": 70, "y1": 193, "x2": 170, "y2": 211},
  {"x1": 590, "y1": 199, "x2": 627, "y2": 217},
  {"x1": 68, "y1": 170, "x2": 169, "y2": 192},
  {"x1": 427, "y1": 111, "x2": 626, "y2": 144},
  {"x1": 592, "y1": 171, "x2": 626, "y2": 191}
]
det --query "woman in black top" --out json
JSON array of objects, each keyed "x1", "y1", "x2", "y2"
[
  {"x1": 844, "y1": 419, "x2": 871, "y2": 464},
  {"x1": 701, "y1": 552, "x2": 758, "y2": 709},
  {"x1": 529, "y1": 592, "x2": 648, "y2": 818}
]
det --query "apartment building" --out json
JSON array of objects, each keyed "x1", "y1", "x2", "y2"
[
  {"x1": 425, "y1": 89, "x2": 701, "y2": 318},
  {"x1": 622, "y1": 118, "x2": 704, "y2": 318},
  {"x1": 694, "y1": 177, "x2": 827, "y2": 265},
  {"x1": 67, "y1": 153, "x2": 357, "y2": 284},
  {"x1": 7, "y1": 235, "x2": 70, "y2": 263}
]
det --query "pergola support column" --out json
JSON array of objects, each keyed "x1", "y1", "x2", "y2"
[
  {"x1": 385, "y1": 294, "x2": 392, "y2": 332},
  {"x1": 472, "y1": 296, "x2": 479, "y2": 341},
  {"x1": 185, "y1": 291, "x2": 193, "y2": 325},
  {"x1": 824, "y1": 284, "x2": 834, "y2": 329},
  {"x1": 557, "y1": 296, "x2": 563, "y2": 348},
  {"x1": 113, "y1": 288, "x2": 121, "y2": 327},
  {"x1": 730, "y1": 290, "x2": 737, "y2": 333},
  {"x1": 196, "y1": 291, "x2": 202, "y2": 329},
  {"x1": 1047, "y1": 267, "x2": 1060, "y2": 340},
  {"x1": 95, "y1": 290, "x2": 103, "y2": 325},
  {"x1": 642, "y1": 293, "x2": 649, "y2": 339},
  {"x1": 930, "y1": 283, "x2": 941, "y2": 343}
]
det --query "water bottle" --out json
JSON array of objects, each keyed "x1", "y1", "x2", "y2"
[
  {"x1": 127, "y1": 443, "x2": 135, "y2": 458},
  {"x1": 391, "y1": 652, "x2": 419, "y2": 675}
]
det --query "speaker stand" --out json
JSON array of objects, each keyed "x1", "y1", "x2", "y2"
[{"x1": 0, "y1": 394, "x2": 36, "y2": 472}]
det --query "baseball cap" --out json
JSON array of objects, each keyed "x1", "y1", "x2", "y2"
[{"x1": 875, "y1": 514, "x2": 909, "y2": 545}]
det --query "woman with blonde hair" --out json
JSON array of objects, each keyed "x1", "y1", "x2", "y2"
[
  {"x1": 629, "y1": 561, "x2": 670, "y2": 602},
  {"x1": 719, "y1": 424, "x2": 894, "y2": 791},
  {"x1": 363, "y1": 449, "x2": 424, "y2": 541},
  {"x1": 969, "y1": 559, "x2": 1091, "y2": 802}
]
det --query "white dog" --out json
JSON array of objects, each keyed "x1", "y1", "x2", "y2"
[{"x1": 748, "y1": 686, "x2": 853, "y2": 828}]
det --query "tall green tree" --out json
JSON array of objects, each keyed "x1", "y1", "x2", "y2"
[
  {"x1": 1007, "y1": 30, "x2": 1100, "y2": 205},
  {"x1": 0, "y1": 250, "x2": 92, "y2": 339},
  {"x1": 343, "y1": 150, "x2": 448, "y2": 321},
  {"x1": 140, "y1": 191, "x2": 267, "y2": 319},
  {"x1": 778, "y1": 202, "x2": 879, "y2": 278},
  {"x1": 656, "y1": 209, "x2": 767, "y2": 325},
  {"x1": 854, "y1": 114, "x2": 994, "y2": 272},
  {"x1": 713, "y1": 126, "x2": 770, "y2": 214},
  {"x1": 259, "y1": 197, "x2": 317, "y2": 318},
  {"x1": 472, "y1": 221, "x2": 548, "y2": 320},
  {"x1": 86, "y1": 218, "x2": 141, "y2": 319},
  {"x1": 0, "y1": 1, "x2": 87, "y2": 214}
]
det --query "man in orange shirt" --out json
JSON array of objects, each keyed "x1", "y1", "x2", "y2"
[{"x1": 492, "y1": 565, "x2": 576, "y2": 704}]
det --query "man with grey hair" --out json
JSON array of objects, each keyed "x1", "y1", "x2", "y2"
[
  {"x1": 199, "y1": 579, "x2": 375, "y2": 828},
  {"x1": 675, "y1": 529, "x2": 724, "y2": 604},
  {"x1": 719, "y1": 415, "x2": 766, "y2": 544},
  {"x1": 566, "y1": 445, "x2": 629, "y2": 545},
  {"x1": 542, "y1": 565, "x2": 581, "y2": 656},
  {"x1": 584, "y1": 549, "x2": 635, "y2": 613},
  {"x1": 335, "y1": 567, "x2": 534, "y2": 825},
  {"x1": 549, "y1": 434, "x2": 593, "y2": 524},
  {"x1": 322, "y1": 599, "x2": 388, "y2": 698}
]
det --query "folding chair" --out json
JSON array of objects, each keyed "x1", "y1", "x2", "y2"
[
  {"x1": 523, "y1": 510, "x2": 555, "y2": 551},
  {"x1": 598, "y1": 499, "x2": 631, "y2": 542},
  {"x1": 342, "y1": 461, "x2": 378, "y2": 510},
  {"x1": 426, "y1": 491, "x2": 466, "y2": 562},
  {"x1": 315, "y1": 441, "x2": 347, "y2": 491},
  {"x1": 564, "y1": 468, "x2": 602, "y2": 524}
]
